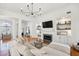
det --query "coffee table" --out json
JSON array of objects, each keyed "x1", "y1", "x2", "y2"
[
  {"x1": 30, "y1": 39, "x2": 48, "y2": 49},
  {"x1": 34, "y1": 40, "x2": 43, "y2": 49}
]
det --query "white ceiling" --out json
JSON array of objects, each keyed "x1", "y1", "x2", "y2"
[{"x1": 0, "y1": 3, "x2": 70, "y2": 14}]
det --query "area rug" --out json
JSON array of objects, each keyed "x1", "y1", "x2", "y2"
[{"x1": 0, "y1": 43, "x2": 11, "y2": 56}]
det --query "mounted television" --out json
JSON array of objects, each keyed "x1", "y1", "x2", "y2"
[{"x1": 42, "y1": 21, "x2": 53, "y2": 28}]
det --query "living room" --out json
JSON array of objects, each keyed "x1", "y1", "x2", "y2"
[{"x1": 0, "y1": 2, "x2": 79, "y2": 57}]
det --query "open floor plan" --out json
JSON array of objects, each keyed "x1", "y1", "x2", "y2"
[{"x1": 0, "y1": 3, "x2": 79, "y2": 56}]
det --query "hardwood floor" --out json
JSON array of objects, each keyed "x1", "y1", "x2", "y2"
[
  {"x1": 2, "y1": 35, "x2": 11, "y2": 43},
  {"x1": 23, "y1": 36, "x2": 38, "y2": 43},
  {"x1": 22, "y1": 36, "x2": 49, "y2": 46}
]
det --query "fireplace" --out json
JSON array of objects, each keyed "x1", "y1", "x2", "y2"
[{"x1": 43, "y1": 34, "x2": 52, "y2": 44}]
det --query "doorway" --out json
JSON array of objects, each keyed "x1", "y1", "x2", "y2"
[{"x1": 0, "y1": 20, "x2": 12, "y2": 42}]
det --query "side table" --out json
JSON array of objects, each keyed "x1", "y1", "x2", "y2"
[{"x1": 70, "y1": 47, "x2": 79, "y2": 56}]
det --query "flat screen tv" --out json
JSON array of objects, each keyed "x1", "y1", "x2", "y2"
[{"x1": 42, "y1": 21, "x2": 53, "y2": 28}]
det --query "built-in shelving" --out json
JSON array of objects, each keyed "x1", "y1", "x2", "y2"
[
  {"x1": 57, "y1": 17, "x2": 71, "y2": 35},
  {"x1": 57, "y1": 21, "x2": 71, "y2": 30}
]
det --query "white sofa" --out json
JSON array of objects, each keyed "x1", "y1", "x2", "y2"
[
  {"x1": 31, "y1": 42, "x2": 70, "y2": 56},
  {"x1": 10, "y1": 47, "x2": 20, "y2": 56},
  {"x1": 12, "y1": 43, "x2": 33, "y2": 56},
  {"x1": 8, "y1": 39, "x2": 70, "y2": 56},
  {"x1": 8, "y1": 40, "x2": 34, "y2": 56},
  {"x1": 47, "y1": 42, "x2": 70, "y2": 55}
]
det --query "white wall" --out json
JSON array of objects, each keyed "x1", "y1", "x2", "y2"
[
  {"x1": 0, "y1": 4, "x2": 79, "y2": 45},
  {"x1": 32, "y1": 4, "x2": 79, "y2": 45},
  {"x1": 71, "y1": 4, "x2": 79, "y2": 43}
]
